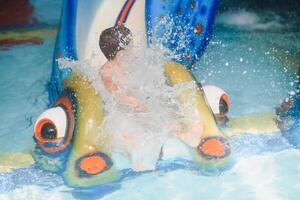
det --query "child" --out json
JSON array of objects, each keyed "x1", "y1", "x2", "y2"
[
  {"x1": 99, "y1": 26, "x2": 145, "y2": 111},
  {"x1": 99, "y1": 26, "x2": 203, "y2": 171}
]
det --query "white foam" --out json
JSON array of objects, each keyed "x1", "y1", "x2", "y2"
[
  {"x1": 216, "y1": 10, "x2": 284, "y2": 30},
  {"x1": 233, "y1": 154, "x2": 280, "y2": 200},
  {"x1": 0, "y1": 185, "x2": 72, "y2": 200},
  {"x1": 58, "y1": 44, "x2": 198, "y2": 171}
]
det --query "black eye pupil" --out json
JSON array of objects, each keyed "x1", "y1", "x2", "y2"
[
  {"x1": 219, "y1": 99, "x2": 228, "y2": 114},
  {"x1": 41, "y1": 123, "x2": 57, "y2": 139}
]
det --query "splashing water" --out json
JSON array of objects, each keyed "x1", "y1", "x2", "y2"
[
  {"x1": 59, "y1": 44, "x2": 201, "y2": 171},
  {"x1": 215, "y1": 9, "x2": 299, "y2": 31}
]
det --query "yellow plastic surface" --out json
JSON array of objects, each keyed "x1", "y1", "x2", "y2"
[
  {"x1": 0, "y1": 152, "x2": 34, "y2": 173},
  {"x1": 63, "y1": 73, "x2": 120, "y2": 187}
]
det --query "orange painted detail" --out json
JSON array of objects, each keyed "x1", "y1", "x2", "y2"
[
  {"x1": 276, "y1": 98, "x2": 293, "y2": 113},
  {"x1": 117, "y1": 0, "x2": 135, "y2": 27},
  {"x1": 184, "y1": 53, "x2": 190, "y2": 60},
  {"x1": 195, "y1": 23, "x2": 203, "y2": 35},
  {"x1": 200, "y1": 138, "x2": 225, "y2": 157},
  {"x1": 56, "y1": 52, "x2": 62, "y2": 59},
  {"x1": 80, "y1": 155, "x2": 107, "y2": 175},
  {"x1": 62, "y1": 79, "x2": 68, "y2": 86},
  {"x1": 191, "y1": 1, "x2": 196, "y2": 9}
]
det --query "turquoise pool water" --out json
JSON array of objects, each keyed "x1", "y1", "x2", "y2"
[{"x1": 1, "y1": 1, "x2": 300, "y2": 199}]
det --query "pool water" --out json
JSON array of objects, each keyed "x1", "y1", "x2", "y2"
[{"x1": 1, "y1": 1, "x2": 300, "y2": 199}]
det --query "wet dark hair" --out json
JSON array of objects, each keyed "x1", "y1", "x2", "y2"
[{"x1": 99, "y1": 26, "x2": 132, "y2": 60}]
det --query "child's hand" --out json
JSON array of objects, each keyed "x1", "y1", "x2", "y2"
[{"x1": 126, "y1": 96, "x2": 147, "y2": 112}]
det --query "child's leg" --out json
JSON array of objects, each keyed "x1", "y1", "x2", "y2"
[
  {"x1": 130, "y1": 141, "x2": 162, "y2": 172},
  {"x1": 121, "y1": 131, "x2": 162, "y2": 172}
]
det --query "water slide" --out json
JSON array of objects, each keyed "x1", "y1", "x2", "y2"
[
  {"x1": 3, "y1": 0, "x2": 299, "y2": 190},
  {"x1": 35, "y1": 0, "x2": 231, "y2": 188}
]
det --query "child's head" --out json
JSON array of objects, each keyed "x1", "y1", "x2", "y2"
[{"x1": 99, "y1": 26, "x2": 132, "y2": 60}]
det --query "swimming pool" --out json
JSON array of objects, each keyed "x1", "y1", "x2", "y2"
[{"x1": 1, "y1": 0, "x2": 300, "y2": 199}]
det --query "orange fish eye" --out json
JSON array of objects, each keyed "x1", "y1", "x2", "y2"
[{"x1": 34, "y1": 93, "x2": 76, "y2": 154}]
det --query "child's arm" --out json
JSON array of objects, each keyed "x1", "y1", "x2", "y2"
[
  {"x1": 101, "y1": 66, "x2": 146, "y2": 111},
  {"x1": 101, "y1": 67, "x2": 118, "y2": 92}
]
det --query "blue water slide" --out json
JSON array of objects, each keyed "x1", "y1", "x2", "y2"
[
  {"x1": 48, "y1": 0, "x2": 219, "y2": 104},
  {"x1": 48, "y1": 0, "x2": 77, "y2": 104},
  {"x1": 146, "y1": 0, "x2": 218, "y2": 67}
]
